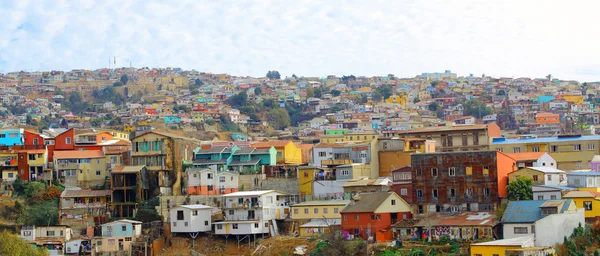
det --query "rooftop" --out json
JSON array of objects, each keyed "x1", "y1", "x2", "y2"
[
  {"x1": 341, "y1": 192, "x2": 394, "y2": 213},
  {"x1": 292, "y1": 200, "x2": 351, "y2": 207},
  {"x1": 471, "y1": 234, "x2": 534, "y2": 247},
  {"x1": 385, "y1": 124, "x2": 489, "y2": 134},
  {"x1": 112, "y1": 165, "x2": 146, "y2": 173},
  {"x1": 54, "y1": 150, "x2": 104, "y2": 159},
  {"x1": 176, "y1": 204, "x2": 213, "y2": 210},
  {"x1": 223, "y1": 190, "x2": 287, "y2": 197},
  {"x1": 61, "y1": 189, "x2": 111, "y2": 198},
  {"x1": 491, "y1": 135, "x2": 600, "y2": 145},
  {"x1": 504, "y1": 152, "x2": 552, "y2": 161},
  {"x1": 252, "y1": 140, "x2": 292, "y2": 148}
]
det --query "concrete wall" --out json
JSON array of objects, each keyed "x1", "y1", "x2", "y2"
[
  {"x1": 503, "y1": 223, "x2": 534, "y2": 239},
  {"x1": 534, "y1": 208, "x2": 584, "y2": 246},
  {"x1": 312, "y1": 180, "x2": 345, "y2": 200},
  {"x1": 257, "y1": 178, "x2": 299, "y2": 196},
  {"x1": 157, "y1": 195, "x2": 222, "y2": 220},
  {"x1": 533, "y1": 190, "x2": 562, "y2": 200},
  {"x1": 238, "y1": 174, "x2": 266, "y2": 191}
]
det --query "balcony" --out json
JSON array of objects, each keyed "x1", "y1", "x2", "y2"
[
  {"x1": 321, "y1": 159, "x2": 352, "y2": 166},
  {"x1": 225, "y1": 202, "x2": 262, "y2": 209},
  {"x1": 71, "y1": 202, "x2": 107, "y2": 209},
  {"x1": 224, "y1": 215, "x2": 263, "y2": 221}
]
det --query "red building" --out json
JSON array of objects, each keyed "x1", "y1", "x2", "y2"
[
  {"x1": 391, "y1": 166, "x2": 413, "y2": 204},
  {"x1": 341, "y1": 192, "x2": 413, "y2": 242}
]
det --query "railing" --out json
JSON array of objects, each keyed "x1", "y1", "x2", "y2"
[
  {"x1": 72, "y1": 202, "x2": 107, "y2": 209},
  {"x1": 321, "y1": 159, "x2": 352, "y2": 166},
  {"x1": 226, "y1": 202, "x2": 262, "y2": 209},
  {"x1": 224, "y1": 215, "x2": 262, "y2": 221}
]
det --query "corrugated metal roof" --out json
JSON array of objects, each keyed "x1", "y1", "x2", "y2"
[
  {"x1": 61, "y1": 189, "x2": 111, "y2": 198},
  {"x1": 501, "y1": 199, "x2": 571, "y2": 223},
  {"x1": 341, "y1": 192, "x2": 393, "y2": 213},
  {"x1": 492, "y1": 135, "x2": 600, "y2": 145}
]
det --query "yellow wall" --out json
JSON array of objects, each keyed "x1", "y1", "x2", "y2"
[
  {"x1": 291, "y1": 205, "x2": 346, "y2": 219},
  {"x1": 27, "y1": 152, "x2": 46, "y2": 166},
  {"x1": 283, "y1": 143, "x2": 303, "y2": 164},
  {"x1": 77, "y1": 157, "x2": 107, "y2": 182},
  {"x1": 344, "y1": 134, "x2": 378, "y2": 142},
  {"x1": 470, "y1": 245, "x2": 521, "y2": 256},
  {"x1": 562, "y1": 95, "x2": 584, "y2": 105},
  {"x1": 2, "y1": 170, "x2": 17, "y2": 180},
  {"x1": 298, "y1": 168, "x2": 317, "y2": 198},
  {"x1": 507, "y1": 168, "x2": 545, "y2": 185},
  {"x1": 375, "y1": 194, "x2": 412, "y2": 213},
  {"x1": 564, "y1": 196, "x2": 600, "y2": 219}
]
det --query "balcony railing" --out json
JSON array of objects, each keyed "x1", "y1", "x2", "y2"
[
  {"x1": 224, "y1": 215, "x2": 262, "y2": 221},
  {"x1": 321, "y1": 159, "x2": 353, "y2": 166},
  {"x1": 226, "y1": 202, "x2": 262, "y2": 209}
]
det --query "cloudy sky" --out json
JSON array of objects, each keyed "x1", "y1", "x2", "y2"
[{"x1": 1, "y1": 0, "x2": 599, "y2": 81}]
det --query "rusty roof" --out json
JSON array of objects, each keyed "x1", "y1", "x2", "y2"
[
  {"x1": 54, "y1": 150, "x2": 104, "y2": 159},
  {"x1": 61, "y1": 189, "x2": 111, "y2": 198},
  {"x1": 112, "y1": 165, "x2": 145, "y2": 173}
]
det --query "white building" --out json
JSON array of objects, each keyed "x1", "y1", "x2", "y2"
[
  {"x1": 20, "y1": 225, "x2": 73, "y2": 256},
  {"x1": 532, "y1": 185, "x2": 576, "y2": 200},
  {"x1": 214, "y1": 190, "x2": 292, "y2": 236},
  {"x1": 566, "y1": 171, "x2": 600, "y2": 188},
  {"x1": 170, "y1": 205, "x2": 214, "y2": 233}
]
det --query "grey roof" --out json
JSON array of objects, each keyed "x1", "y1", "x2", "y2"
[
  {"x1": 292, "y1": 200, "x2": 351, "y2": 207},
  {"x1": 300, "y1": 219, "x2": 342, "y2": 228},
  {"x1": 228, "y1": 159, "x2": 261, "y2": 166},
  {"x1": 251, "y1": 148, "x2": 272, "y2": 154},
  {"x1": 341, "y1": 192, "x2": 393, "y2": 213},
  {"x1": 233, "y1": 148, "x2": 256, "y2": 155},
  {"x1": 193, "y1": 159, "x2": 227, "y2": 165},
  {"x1": 501, "y1": 199, "x2": 572, "y2": 223}
]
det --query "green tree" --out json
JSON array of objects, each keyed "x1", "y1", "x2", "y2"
[
  {"x1": 24, "y1": 182, "x2": 46, "y2": 203},
  {"x1": 463, "y1": 99, "x2": 493, "y2": 118},
  {"x1": 413, "y1": 97, "x2": 420, "y2": 103},
  {"x1": 254, "y1": 87, "x2": 262, "y2": 95},
  {"x1": 266, "y1": 71, "x2": 281, "y2": 80},
  {"x1": 120, "y1": 74, "x2": 129, "y2": 84},
  {"x1": 331, "y1": 89, "x2": 341, "y2": 97},
  {"x1": 306, "y1": 87, "x2": 315, "y2": 98},
  {"x1": 19, "y1": 199, "x2": 59, "y2": 226},
  {"x1": 0, "y1": 230, "x2": 47, "y2": 256},
  {"x1": 496, "y1": 90, "x2": 506, "y2": 95},
  {"x1": 372, "y1": 91, "x2": 383, "y2": 102},
  {"x1": 113, "y1": 81, "x2": 124, "y2": 87},
  {"x1": 375, "y1": 85, "x2": 393, "y2": 100},
  {"x1": 428, "y1": 102, "x2": 439, "y2": 111},
  {"x1": 226, "y1": 91, "x2": 248, "y2": 108},
  {"x1": 546, "y1": 74, "x2": 552, "y2": 81},
  {"x1": 269, "y1": 108, "x2": 291, "y2": 130},
  {"x1": 507, "y1": 176, "x2": 534, "y2": 201}
]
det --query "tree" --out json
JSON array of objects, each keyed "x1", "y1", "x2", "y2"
[
  {"x1": 306, "y1": 87, "x2": 315, "y2": 98},
  {"x1": 507, "y1": 176, "x2": 533, "y2": 201},
  {"x1": 266, "y1": 71, "x2": 281, "y2": 80},
  {"x1": 413, "y1": 97, "x2": 421, "y2": 103},
  {"x1": 19, "y1": 199, "x2": 59, "y2": 226},
  {"x1": 375, "y1": 85, "x2": 393, "y2": 100},
  {"x1": 226, "y1": 91, "x2": 248, "y2": 108},
  {"x1": 292, "y1": 74, "x2": 298, "y2": 79},
  {"x1": 268, "y1": 108, "x2": 291, "y2": 130},
  {"x1": 341, "y1": 75, "x2": 356, "y2": 83},
  {"x1": 254, "y1": 87, "x2": 262, "y2": 96},
  {"x1": 24, "y1": 182, "x2": 46, "y2": 203},
  {"x1": 120, "y1": 74, "x2": 129, "y2": 85},
  {"x1": 428, "y1": 102, "x2": 439, "y2": 111},
  {"x1": 331, "y1": 89, "x2": 341, "y2": 97},
  {"x1": 463, "y1": 99, "x2": 492, "y2": 118},
  {"x1": 314, "y1": 87, "x2": 323, "y2": 99},
  {"x1": 496, "y1": 90, "x2": 506, "y2": 95},
  {"x1": 113, "y1": 81, "x2": 124, "y2": 87},
  {"x1": 372, "y1": 91, "x2": 383, "y2": 102},
  {"x1": 195, "y1": 78, "x2": 203, "y2": 86},
  {"x1": 0, "y1": 230, "x2": 47, "y2": 256},
  {"x1": 546, "y1": 74, "x2": 552, "y2": 81}
]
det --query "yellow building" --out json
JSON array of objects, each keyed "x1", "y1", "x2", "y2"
[
  {"x1": 343, "y1": 132, "x2": 378, "y2": 143},
  {"x1": 385, "y1": 94, "x2": 408, "y2": 109},
  {"x1": 0, "y1": 151, "x2": 18, "y2": 181},
  {"x1": 470, "y1": 235, "x2": 555, "y2": 256},
  {"x1": 252, "y1": 140, "x2": 304, "y2": 165},
  {"x1": 507, "y1": 167, "x2": 565, "y2": 186},
  {"x1": 491, "y1": 135, "x2": 600, "y2": 171},
  {"x1": 53, "y1": 150, "x2": 107, "y2": 188},
  {"x1": 320, "y1": 134, "x2": 344, "y2": 143},
  {"x1": 561, "y1": 94, "x2": 584, "y2": 105},
  {"x1": 97, "y1": 129, "x2": 130, "y2": 141},
  {"x1": 563, "y1": 190, "x2": 600, "y2": 220},
  {"x1": 297, "y1": 166, "x2": 328, "y2": 200},
  {"x1": 291, "y1": 200, "x2": 350, "y2": 220}
]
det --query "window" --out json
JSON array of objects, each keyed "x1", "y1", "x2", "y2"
[
  {"x1": 276, "y1": 152, "x2": 283, "y2": 157},
  {"x1": 547, "y1": 175, "x2": 552, "y2": 181},
  {"x1": 354, "y1": 229, "x2": 360, "y2": 235},
  {"x1": 228, "y1": 210, "x2": 234, "y2": 215},
  {"x1": 47, "y1": 231, "x2": 55, "y2": 236},
  {"x1": 416, "y1": 190, "x2": 423, "y2": 198},
  {"x1": 449, "y1": 188, "x2": 456, "y2": 197},
  {"x1": 495, "y1": 148, "x2": 503, "y2": 152},
  {"x1": 462, "y1": 133, "x2": 468, "y2": 146},
  {"x1": 122, "y1": 225, "x2": 127, "y2": 231},
  {"x1": 551, "y1": 145, "x2": 558, "y2": 152},
  {"x1": 343, "y1": 215, "x2": 347, "y2": 221},
  {"x1": 416, "y1": 168, "x2": 422, "y2": 177},
  {"x1": 432, "y1": 189, "x2": 438, "y2": 198},
  {"x1": 484, "y1": 188, "x2": 491, "y2": 197},
  {"x1": 584, "y1": 201, "x2": 593, "y2": 211},
  {"x1": 293, "y1": 209, "x2": 298, "y2": 215},
  {"x1": 341, "y1": 170, "x2": 350, "y2": 176},
  {"x1": 550, "y1": 195, "x2": 557, "y2": 200},
  {"x1": 375, "y1": 214, "x2": 381, "y2": 220},
  {"x1": 531, "y1": 146, "x2": 540, "y2": 152},
  {"x1": 588, "y1": 144, "x2": 595, "y2": 150},
  {"x1": 465, "y1": 188, "x2": 472, "y2": 197},
  {"x1": 97, "y1": 241, "x2": 103, "y2": 246},
  {"x1": 538, "y1": 195, "x2": 543, "y2": 200},
  {"x1": 318, "y1": 152, "x2": 326, "y2": 157},
  {"x1": 173, "y1": 222, "x2": 177, "y2": 227},
  {"x1": 217, "y1": 224, "x2": 223, "y2": 230},
  {"x1": 448, "y1": 167, "x2": 456, "y2": 176},
  {"x1": 466, "y1": 166, "x2": 472, "y2": 176},
  {"x1": 254, "y1": 223, "x2": 259, "y2": 228},
  {"x1": 400, "y1": 189, "x2": 408, "y2": 196},
  {"x1": 177, "y1": 211, "x2": 184, "y2": 220},
  {"x1": 125, "y1": 237, "x2": 132, "y2": 242},
  {"x1": 232, "y1": 224, "x2": 239, "y2": 229},
  {"x1": 371, "y1": 214, "x2": 375, "y2": 220},
  {"x1": 574, "y1": 144, "x2": 582, "y2": 151},
  {"x1": 0, "y1": 134, "x2": 5, "y2": 138},
  {"x1": 431, "y1": 168, "x2": 438, "y2": 177},
  {"x1": 314, "y1": 208, "x2": 318, "y2": 214},
  {"x1": 483, "y1": 166, "x2": 489, "y2": 176},
  {"x1": 447, "y1": 134, "x2": 453, "y2": 146},
  {"x1": 533, "y1": 175, "x2": 538, "y2": 182},
  {"x1": 304, "y1": 208, "x2": 308, "y2": 214},
  {"x1": 265, "y1": 222, "x2": 269, "y2": 227},
  {"x1": 355, "y1": 215, "x2": 359, "y2": 220},
  {"x1": 28, "y1": 154, "x2": 35, "y2": 160},
  {"x1": 219, "y1": 176, "x2": 225, "y2": 182},
  {"x1": 192, "y1": 210, "x2": 198, "y2": 216},
  {"x1": 207, "y1": 185, "x2": 213, "y2": 191},
  {"x1": 418, "y1": 205, "x2": 424, "y2": 214},
  {"x1": 66, "y1": 138, "x2": 71, "y2": 144},
  {"x1": 513, "y1": 147, "x2": 520, "y2": 153},
  {"x1": 207, "y1": 173, "x2": 213, "y2": 179},
  {"x1": 473, "y1": 132, "x2": 479, "y2": 145},
  {"x1": 514, "y1": 227, "x2": 528, "y2": 234},
  {"x1": 334, "y1": 208, "x2": 339, "y2": 213},
  {"x1": 7, "y1": 173, "x2": 12, "y2": 178},
  {"x1": 323, "y1": 208, "x2": 328, "y2": 214},
  {"x1": 95, "y1": 170, "x2": 102, "y2": 176}
]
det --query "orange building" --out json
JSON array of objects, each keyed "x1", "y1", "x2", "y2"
[{"x1": 535, "y1": 112, "x2": 560, "y2": 124}]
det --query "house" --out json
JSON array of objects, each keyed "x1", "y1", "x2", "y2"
[
  {"x1": 391, "y1": 166, "x2": 413, "y2": 204},
  {"x1": 312, "y1": 142, "x2": 371, "y2": 168},
  {"x1": 214, "y1": 190, "x2": 293, "y2": 236},
  {"x1": 298, "y1": 219, "x2": 342, "y2": 238},
  {"x1": 563, "y1": 190, "x2": 600, "y2": 221},
  {"x1": 296, "y1": 166, "x2": 340, "y2": 201},
  {"x1": 170, "y1": 205, "x2": 214, "y2": 233},
  {"x1": 186, "y1": 168, "x2": 239, "y2": 195},
  {"x1": 340, "y1": 191, "x2": 412, "y2": 242},
  {"x1": 0, "y1": 128, "x2": 24, "y2": 146},
  {"x1": 491, "y1": 135, "x2": 600, "y2": 171},
  {"x1": 411, "y1": 151, "x2": 517, "y2": 214},
  {"x1": 95, "y1": 220, "x2": 143, "y2": 254},
  {"x1": 131, "y1": 131, "x2": 201, "y2": 195},
  {"x1": 59, "y1": 187, "x2": 111, "y2": 229},
  {"x1": 342, "y1": 177, "x2": 392, "y2": 196},
  {"x1": 532, "y1": 185, "x2": 576, "y2": 200},
  {"x1": 111, "y1": 166, "x2": 150, "y2": 218},
  {"x1": 20, "y1": 225, "x2": 73, "y2": 255},
  {"x1": 164, "y1": 115, "x2": 182, "y2": 125},
  {"x1": 470, "y1": 235, "x2": 555, "y2": 256},
  {"x1": 53, "y1": 150, "x2": 107, "y2": 188},
  {"x1": 383, "y1": 123, "x2": 501, "y2": 152},
  {"x1": 291, "y1": 200, "x2": 351, "y2": 220},
  {"x1": 393, "y1": 211, "x2": 497, "y2": 241},
  {"x1": 504, "y1": 152, "x2": 557, "y2": 168},
  {"x1": 501, "y1": 199, "x2": 584, "y2": 246},
  {"x1": 251, "y1": 140, "x2": 304, "y2": 165},
  {"x1": 507, "y1": 167, "x2": 566, "y2": 186},
  {"x1": 567, "y1": 171, "x2": 600, "y2": 191}
]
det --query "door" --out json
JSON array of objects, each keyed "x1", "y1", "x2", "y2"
[
  {"x1": 248, "y1": 210, "x2": 255, "y2": 220},
  {"x1": 118, "y1": 239, "x2": 124, "y2": 251},
  {"x1": 225, "y1": 224, "x2": 230, "y2": 233},
  {"x1": 390, "y1": 213, "x2": 398, "y2": 225}
]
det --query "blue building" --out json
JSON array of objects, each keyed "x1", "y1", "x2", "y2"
[
  {"x1": 0, "y1": 128, "x2": 24, "y2": 146},
  {"x1": 193, "y1": 146, "x2": 276, "y2": 173},
  {"x1": 101, "y1": 219, "x2": 142, "y2": 238},
  {"x1": 164, "y1": 116, "x2": 182, "y2": 125}
]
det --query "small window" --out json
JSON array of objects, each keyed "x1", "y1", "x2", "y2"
[
  {"x1": 466, "y1": 167, "x2": 472, "y2": 176},
  {"x1": 483, "y1": 166, "x2": 489, "y2": 176},
  {"x1": 538, "y1": 195, "x2": 543, "y2": 200},
  {"x1": 416, "y1": 168, "x2": 422, "y2": 177},
  {"x1": 513, "y1": 147, "x2": 520, "y2": 153},
  {"x1": 550, "y1": 195, "x2": 557, "y2": 200},
  {"x1": 533, "y1": 175, "x2": 538, "y2": 182},
  {"x1": 484, "y1": 188, "x2": 491, "y2": 196},
  {"x1": 531, "y1": 146, "x2": 540, "y2": 152},
  {"x1": 431, "y1": 168, "x2": 438, "y2": 177},
  {"x1": 354, "y1": 215, "x2": 359, "y2": 220},
  {"x1": 232, "y1": 224, "x2": 238, "y2": 229},
  {"x1": 314, "y1": 208, "x2": 319, "y2": 214},
  {"x1": 343, "y1": 215, "x2": 347, "y2": 221},
  {"x1": 514, "y1": 227, "x2": 528, "y2": 234},
  {"x1": 293, "y1": 209, "x2": 298, "y2": 215},
  {"x1": 207, "y1": 173, "x2": 213, "y2": 179},
  {"x1": 97, "y1": 241, "x2": 103, "y2": 246},
  {"x1": 574, "y1": 144, "x2": 582, "y2": 151},
  {"x1": 96, "y1": 170, "x2": 101, "y2": 176},
  {"x1": 254, "y1": 223, "x2": 259, "y2": 228},
  {"x1": 121, "y1": 225, "x2": 127, "y2": 231},
  {"x1": 391, "y1": 199, "x2": 396, "y2": 205},
  {"x1": 416, "y1": 190, "x2": 423, "y2": 198},
  {"x1": 584, "y1": 201, "x2": 593, "y2": 211},
  {"x1": 66, "y1": 138, "x2": 71, "y2": 144},
  {"x1": 400, "y1": 189, "x2": 407, "y2": 196},
  {"x1": 375, "y1": 214, "x2": 381, "y2": 220},
  {"x1": 177, "y1": 210, "x2": 184, "y2": 220},
  {"x1": 449, "y1": 188, "x2": 456, "y2": 197},
  {"x1": 219, "y1": 176, "x2": 225, "y2": 182},
  {"x1": 551, "y1": 145, "x2": 558, "y2": 152},
  {"x1": 432, "y1": 189, "x2": 438, "y2": 198},
  {"x1": 304, "y1": 208, "x2": 308, "y2": 214},
  {"x1": 192, "y1": 210, "x2": 198, "y2": 216},
  {"x1": 547, "y1": 175, "x2": 552, "y2": 181},
  {"x1": 217, "y1": 224, "x2": 223, "y2": 230},
  {"x1": 448, "y1": 167, "x2": 456, "y2": 176},
  {"x1": 173, "y1": 222, "x2": 177, "y2": 227},
  {"x1": 323, "y1": 208, "x2": 328, "y2": 214},
  {"x1": 125, "y1": 237, "x2": 132, "y2": 242},
  {"x1": 465, "y1": 188, "x2": 472, "y2": 197},
  {"x1": 47, "y1": 231, "x2": 55, "y2": 236},
  {"x1": 588, "y1": 144, "x2": 595, "y2": 150}
]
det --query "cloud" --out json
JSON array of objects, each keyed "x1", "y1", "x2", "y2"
[{"x1": 0, "y1": 0, "x2": 599, "y2": 81}]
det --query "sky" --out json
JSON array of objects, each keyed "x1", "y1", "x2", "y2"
[{"x1": 1, "y1": 0, "x2": 600, "y2": 81}]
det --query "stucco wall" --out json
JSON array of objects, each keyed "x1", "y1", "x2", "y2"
[{"x1": 534, "y1": 208, "x2": 584, "y2": 246}]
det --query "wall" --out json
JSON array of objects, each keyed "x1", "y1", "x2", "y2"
[
  {"x1": 470, "y1": 245, "x2": 521, "y2": 256},
  {"x1": 291, "y1": 205, "x2": 346, "y2": 219},
  {"x1": 534, "y1": 208, "x2": 584, "y2": 246},
  {"x1": 533, "y1": 190, "x2": 562, "y2": 200},
  {"x1": 378, "y1": 151, "x2": 411, "y2": 177},
  {"x1": 257, "y1": 178, "x2": 299, "y2": 196},
  {"x1": 170, "y1": 208, "x2": 212, "y2": 233},
  {"x1": 284, "y1": 143, "x2": 303, "y2": 164},
  {"x1": 496, "y1": 152, "x2": 517, "y2": 198},
  {"x1": 503, "y1": 223, "x2": 534, "y2": 239},
  {"x1": 312, "y1": 180, "x2": 346, "y2": 200}
]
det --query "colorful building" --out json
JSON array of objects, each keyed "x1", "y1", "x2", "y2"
[
  {"x1": 53, "y1": 150, "x2": 107, "y2": 188},
  {"x1": 535, "y1": 112, "x2": 560, "y2": 124},
  {"x1": 186, "y1": 168, "x2": 239, "y2": 195},
  {"x1": 251, "y1": 140, "x2": 303, "y2": 165}
]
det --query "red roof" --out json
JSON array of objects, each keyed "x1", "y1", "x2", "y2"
[{"x1": 251, "y1": 140, "x2": 292, "y2": 149}]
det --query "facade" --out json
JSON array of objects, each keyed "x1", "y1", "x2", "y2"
[
  {"x1": 383, "y1": 123, "x2": 501, "y2": 152},
  {"x1": 377, "y1": 138, "x2": 435, "y2": 177},
  {"x1": 20, "y1": 225, "x2": 73, "y2": 256},
  {"x1": 59, "y1": 188, "x2": 111, "y2": 228},
  {"x1": 131, "y1": 131, "x2": 200, "y2": 195},
  {"x1": 507, "y1": 167, "x2": 566, "y2": 186},
  {"x1": 96, "y1": 220, "x2": 143, "y2": 255},
  {"x1": 186, "y1": 168, "x2": 239, "y2": 195},
  {"x1": 501, "y1": 199, "x2": 584, "y2": 246},
  {"x1": 290, "y1": 200, "x2": 350, "y2": 220},
  {"x1": 566, "y1": 172, "x2": 600, "y2": 190},
  {"x1": 312, "y1": 142, "x2": 371, "y2": 168},
  {"x1": 411, "y1": 151, "x2": 516, "y2": 214},
  {"x1": 470, "y1": 235, "x2": 555, "y2": 256},
  {"x1": 504, "y1": 152, "x2": 557, "y2": 168},
  {"x1": 53, "y1": 150, "x2": 107, "y2": 188},
  {"x1": 214, "y1": 190, "x2": 293, "y2": 236},
  {"x1": 111, "y1": 165, "x2": 150, "y2": 218},
  {"x1": 391, "y1": 166, "x2": 413, "y2": 204},
  {"x1": 535, "y1": 112, "x2": 560, "y2": 123},
  {"x1": 340, "y1": 191, "x2": 412, "y2": 242},
  {"x1": 491, "y1": 135, "x2": 600, "y2": 171},
  {"x1": 532, "y1": 185, "x2": 575, "y2": 200},
  {"x1": 170, "y1": 204, "x2": 213, "y2": 233},
  {"x1": 393, "y1": 211, "x2": 497, "y2": 241},
  {"x1": 251, "y1": 140, "x2": 303, "y2": 165},
  {"x1": 563, "y1": 190, "x2": 600, "y2": 220}
]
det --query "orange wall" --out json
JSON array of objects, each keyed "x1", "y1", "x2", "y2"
[
  {"x1": 487, "y1": 122, "x2": 501, "y2": 138},
  {"x1": 496, "y1": 152, "x2": 517, "y2": 198},
  {"x1": 535, "y1": 115, "x2": 560, "y2": 124},
  {"x1": 378, "y1": 152, "x2": 412, "y2": 177}
]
